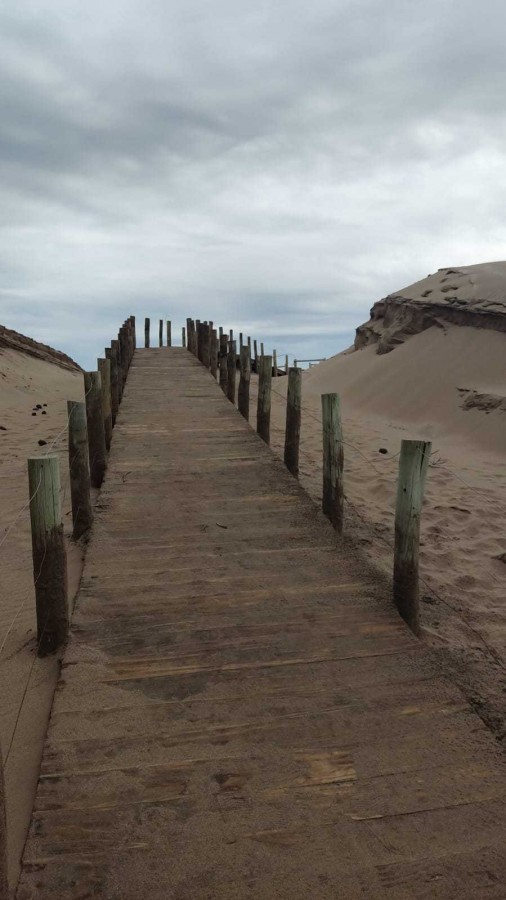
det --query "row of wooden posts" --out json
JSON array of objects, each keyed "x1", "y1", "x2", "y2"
[
  {"x1": 184, "y1": 315, "x2": 431, "y2": 637},
  {"x1": 27, "y1": 316, "x2": 136, "y2": 659}
]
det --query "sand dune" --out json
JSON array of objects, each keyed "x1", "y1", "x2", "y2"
[{"x1": 0, "y1": 340, "x2": 83, "y2": 887}]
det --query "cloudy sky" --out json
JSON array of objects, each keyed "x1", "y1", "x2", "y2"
[{"x1": 2, "y1": 0, "x2": 506, "y2": 368}]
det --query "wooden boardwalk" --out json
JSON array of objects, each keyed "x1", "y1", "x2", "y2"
[{"x1": 18, "y1": 349, "x2": 506, "y2": 899}]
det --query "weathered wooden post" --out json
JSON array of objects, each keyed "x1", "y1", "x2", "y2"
[
  {"x1": 239, "y1": 332, "x2": 243, "y2": 351},
  {"x1": 105, "y1": 346, "x2": 119, "y2": 426},
  {"x1": 238, "y1": 345, "x2": 251, "y2": 420},
  {"x1": 253, "y1": 340, "x2": 258, "y2": 372},
  {"x1": 219, "y1": 334, "x2": 228, "y2": 394},
  {"x1": 144, "y1": 317, "x2": 150, "y2": 349},
  {"x1": 97, "y1": 357, "x2": 112, "y2": 451},
  {"x1": 182, "y1": 326, "x2": 186, "y2": 348},
  {"x1": 27, "y1": 455, "x2": 68, "y2": 656},
  {"x1": 229, "y1": 328, "x2": 233, "y2": 343},
  {"x1": 167, "y1": 320, "x2": 172, "y2": 347},
  {"x1": 0, "y1": 752, "x2": 7, "y2": 900},
  {"x1": 201, "y1": 323, "x2": 211, "y2": 368},
  {"x1": 394, "y1": 440, "x2": 431, "y2": 635},
  {"x1": 196, "y1": 319, "x2": 202, "y2": 360},
  {"x1": 84, "y1": 371, "x2": 107, "y2": 488},
  {"x1": 67, "y1": 400, "x2": 93, "y2": 539},
  {"x1": 284, "y1": 367, "x2": 302, "y2": 478},
  {"x1": 186, "y1": 318, "x2": 192, "y2": 353},
  {"x1": 129, "y1": 315, "x2": 136, "y2": 351},
  {"x1": 257, "y1": 355, "x2": 272, "y2": 444},
  {"x1": 260, "y1": 341, "x2": 264, "y2": 359},
  {"x1": 273, "y1": 349, "x2": 278, "y2": 377},
  {"x1": 210, "y1": 329, "x2": 218, "y2": 378},
  {"x1": 219, "y1": 326, "x2": 223, "y2": 339},
  {"x1": 227, "y1": 340, "x2": 237, "y2": 403},
  {"x1": 111, "y1": 339, "x2": 122, "y2": 403},
  {"x1": 247, "y1": 336, "x2": 252, "y2": 357},
  {"x1": 321, "y1": 393, "x2": 344, "y2": 533},
  {"x1": 285, "y1": 354, "x2": 289, "y2": 374},
  {"x1": 158, "y1": 319, "x2": 163, "y2": 348}
]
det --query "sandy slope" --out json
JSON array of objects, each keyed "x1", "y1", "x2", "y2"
[
  {"x1": 250, "y1": 321, "x2": 506, "y2": 741},
  {"x1": 0, "y1": 346, "x2": 84, "y2": 888}
]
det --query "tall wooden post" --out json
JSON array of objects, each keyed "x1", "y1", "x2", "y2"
[
  {"x1": 394, "y1": 440, "x2": 431, "y2": 635},
  {"x1": 0, "y1": 751, "x2": 7, "y2": 900},
  {"x1": 284, "y1": 367, "x2": 302, "y2": 478},
  {"x1": 167, "y1": 320, "x2": 172, "y2": 347},
  {"x1": 210, "y1": 329, "x2": 218, "y2": 379},
  {"x1": 158, "y1": 319, "x2": 163, "y2": 347},
  {"x1": 247, "y1": 336, "x2": 252, "y2": 357},
  {"x1": 84, "y1": 371, "x2": 107, "y2": 488},
  {"x1": 273, "y1": 349, "x2": 278, "y2": 377},
  {"x1": 260, "y1": 341, "x2": 264, "y2": 359},
  {"x1": 253, "y1": 340, "x2": 258, "y2": 372},
  {"x1": 257, "y1": 355, "x2": 272, "y2": 444},
  {"x1": 182, "y1": 326, "x2": 186, "y2": 348},
  {"x1": 27, "y1": 456, "x2": 68, "y2": 656},
  {"x1": 129, "y1": 315, "x2": 136, "y2": 351},
  {"x1": 105, "y1": 347, "x2": 119, "y2": 426},
  {"x1": 111, "y1": 339, "x2": 122, "y2": 403},
  {"x1": 144, "y1": 317, "x2": 150, "y2": 349},
  {"x1": 219, "y1": 334, "x2": 228, "y2": 394},
  {"x1": 97, "y1": 357, "x2": 112, "y2": 452},
  {"x1": 321, "y1": 393, "x2": 344, "y2": 533},
  {"x1": 239, "y1": 332, "x2": 243, "y2": 351},
  {"x1": 227, "y1": 340, "x2": 237, "y2": 403},
  {"x1": 219, "y1": 326, "x2": 223, "y2": 339},
  {"x1": 201, "y1": 323, "x2": 210, "y2": 368},
  {"x1": 186, "y1": 318, "x2": 192, "y2": 353},
  {"x1": 195, "y1": 319, "x2": 201, "y2": 359},
  {"x1": 229, "y1": 328, "x2": 233, "y2": 343},
  {"x1": 285, "y1": 354, "x2": 289, "y2": 374},
  {"x1": 238, "y1": 345, "x2": 251, "y2": 421},
  {"x1": 67, "y1": 400, "x2": 93, "y2": 539}
]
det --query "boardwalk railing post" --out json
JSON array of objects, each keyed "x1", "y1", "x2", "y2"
[
  {"x1": 321, "y1": 393, "x2": 344, "y2": 533},
  {"x1": 144, "y1": 317, "x2": 150, "y2": 349},
  {"x1": 238, "y1": 345, "x2": 251, "y2": 420},
  {"x1": 0, "y1": 752, "x2": 7, "y2": 900},
  {"x1": 219, "y1": 334, "x2": 228, "y2": 394},
  {"x1": 27, "y1": 455, "x2": 68, "y2": 656},
  {"x1": 67, "y1": 400, "x2": 93, "y2": 539},
  {"x1": 111, "y1": 339, "x2": 122, "y2": 403},
  {"x1": 273, "y1": 349, "x2": 278, "y2": 377},
  {"x1": 393, "y1": 439, "x2": 431, "y2": 635},
  {"x1": 105, "y1": 346, "x2": 119, "y2": 426},
  {"x1": 84, "y1": 371, "x2": 107, "y2": 488},
  {"x1": 129, "y1": 315, "x2": 136, "y2": 351},
  {"x1": 260, "y1": 341, "x2": 264, "y2": 359},
  {"x1": 253, "y1": 339, "x2": 258, "y2": 372},
  {"x1": 257, "y1": 355, "x2": 272, "y2": 444},
  {"x1": 159, "y1": 319, "x2": 163, "y2": 348},
  {"x1": 210, "y1": 329, "x2": 218, "y2": 379},
  {"x1": 167, "y1": 320, "x2": 172, "y2": 347},
  {"x1": 285, "y1": 353, "x2": 288, "y2": 374},
  {"x1": 201, "y1": 323, "x2": 211, "y2": 368},
  {"x1": 284, "y1": 367, "x2": 302, "y2": 478},
  {"x1": 195, "y1": 319, "x2": 201, "y2": 359},
  {"x1": 97, "y1": 357, "x2": 113, "y2": 452},
  {"x1": 182, "y1": 326, "x2": 186, "y2": 348},
  {"x1": 227, "y1": 340, "x2": 237, "y2": 403},
  {"x1": 219, "y1": 326, "x2": 223, "y2": 339}
]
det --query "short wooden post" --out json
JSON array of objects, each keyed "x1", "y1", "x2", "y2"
[
  {"x1": 273, "y1": 349, "x2": 278, "y2": 377},
  {"x1": 257, "y1": 355, "x2": 272, "y2": 444},
  {"x1": 0, "y1": 751, "x2": 7, "y2": 900},
  {"x1": 394, "y1": 440, "x2": 431, "y2": 635},
  {"x1": 105, "y1": 346, "x2": 119, "y2": 426},
  {"x1": 227, "y1": 340, "x2": 237, "y2": 403},
  {"x1": 284, "y1": 367, "x2": 302, "y2": 477},
  {"x1": 144, "y1": 317, "x2": 150, "y2": 349},
  {"x1": 167, "y1": 320, "x2": 172, "y2": 347},
  {"x1": 201, "y1": 323, "x2": 211, "y2": 368},
  {"x1": 159, "y1": 319, "x2": 163, "y2": 347},
  {"x1": 27, "y1": 456, "x2": 68, "y2": 656},
  {"x1": 219, "y1": 334, "x2": 228, "y2": 393},
  {"x1": 210, "y1": 329, "x2": 218, "y2": 378},
  {"x1": 182, "y1": 326, "x2": 186, "y2": 348},
  {"x1": 321, "y1": 393, "x2": 344, "y2": 533},
  {"x1": 238, "y1": 345, "x2": 251, "y2": 420},
  {"x1": 67, "y1": 400, "x2": 93, "y2": 539},
  {"x1": 97, "y1": 357, "x2": 112, "y2": 451},
  {"x1": 84, "y1": 371, "x2": 107, "y2": 488}
]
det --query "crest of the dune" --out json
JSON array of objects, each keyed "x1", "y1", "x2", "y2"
[
  {"x1": 0, "y1": 324, "x2": 80, "y2": 372},
  {"x1": 304, "y1": 262, "x2": 506, "y2": 454}
]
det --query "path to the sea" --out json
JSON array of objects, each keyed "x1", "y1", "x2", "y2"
[{"x1": 18, "y1": 348, "x2": 506, "y2": 899}]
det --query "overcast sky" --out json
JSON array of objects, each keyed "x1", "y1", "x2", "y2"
[{"x1": 1, "y1": 0, "x2": 506, "y2": 368}]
